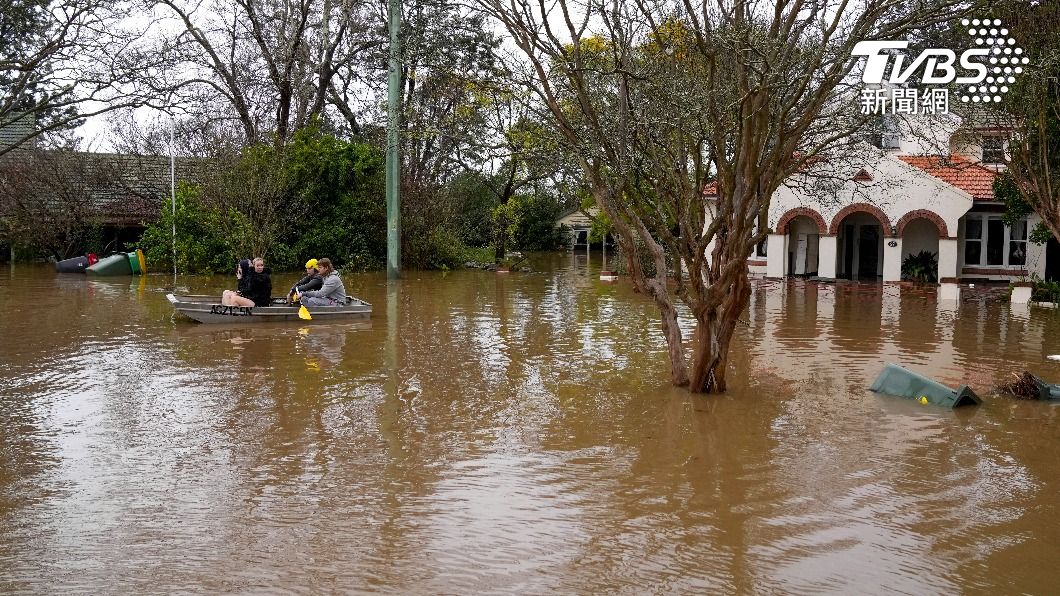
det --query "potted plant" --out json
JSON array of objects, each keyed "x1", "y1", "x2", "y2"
[{"x1": 901, "y1": 250, "x2": 938, "y2": 283}]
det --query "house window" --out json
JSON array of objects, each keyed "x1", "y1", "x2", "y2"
[
  {"x1": 1009, "y1": 219, "x2": 1027, "y2": 265},
  {"x1": 756, "y1": 238, "x2": 767, "y2": 257},
  {"x1": 964, "y1": 218, "x2": 982, "y2": 265},
  {"x1": 963, "y1": 214, "x2": 1028, "y2": 267},
  {"x1": 982, "y1": 137, "x2": 1005, "y2": 164}
]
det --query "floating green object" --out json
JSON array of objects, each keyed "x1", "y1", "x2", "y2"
[
  {"x1": 870, "y1": 362, "x2": 981, "y2": 408},
  {"x1": 86, "y1": 253, "x2": 132, "y2": 276},
  {"x1": 1001, "y1": 371, "x2": 1060, "y2": 400},
  {"x1": 1026, "y1": 374, "x2": 1060, "y2": 400},
  {"x1": 126, "y1": 251, "x2": 141, "y2": 274}
]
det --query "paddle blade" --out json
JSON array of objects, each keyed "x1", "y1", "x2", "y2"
[{"x1": 298, "y1": 305, "x2": 312, "y2": 320}]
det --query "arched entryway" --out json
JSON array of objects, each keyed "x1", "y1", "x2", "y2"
[
  {"x1": 830, "y1": 204, "x2": 892, "y2": 280},
  {"x1": 776, "y1": 208, "x2": 827, "y2": 276},
  {"x1": 897, "y1": 210, "x2": 948, "y2": 282}
]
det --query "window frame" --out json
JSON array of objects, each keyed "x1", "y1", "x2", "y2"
[
  {"x1": 963, "y1": 213, "x2": 1027, "y2": 268},
  {"x1": 982, "y1": 136, "x2": 1006, "y2": 165}
]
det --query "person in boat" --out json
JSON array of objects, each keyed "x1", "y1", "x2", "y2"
[
  {"x1": 297, "y1": 258, "x2": 346, "y2": 306},
  {"x1": 222, "y1": 257, "x2": 272, "y2": 307},
  {"x1": 288, "y1": 258, "x2": 323, "y2": 303}
]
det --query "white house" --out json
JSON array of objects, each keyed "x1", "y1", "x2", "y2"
[
  {"x1": 556, "y1": 207, "x2": 598, "y2": 248},
  {"x1": 705, "y1": 114, "x2": 1047, "y2": 285}
]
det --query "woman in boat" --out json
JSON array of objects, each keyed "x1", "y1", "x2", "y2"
[
  {"x1": 297, "y1": 258, "x2": 346, "y2": 306},
  {"x1": 222, "y1": 257, "x2": 272, "y2": 307},
  {"x1": 288, "y1": 258, "x2": 323, "y2": 303}
]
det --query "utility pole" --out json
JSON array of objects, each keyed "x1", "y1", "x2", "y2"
[
  {"x1": 171, "y1": 117, "x2": 177, "y2": 281},
  {"x1": 386, "y1": 0, "x2": 402, "y2": 279}
]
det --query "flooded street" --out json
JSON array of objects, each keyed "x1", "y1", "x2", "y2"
[{"x1": 2, "y1": 253, "x2": 1060, "y2": 593}]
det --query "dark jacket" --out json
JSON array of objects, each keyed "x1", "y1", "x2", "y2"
[
  {"x1": 240, "y1": 267, "x2": 273, "y2": 307},
  {"x1": 236, "y1": 259, "x2": 253, "y2": 295},
  {"x1": 292, "y1": 272, "x2": 323, "y2": 294}
]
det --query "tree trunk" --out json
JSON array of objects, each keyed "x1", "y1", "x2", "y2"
[
  {"x1": 657, "y1": 298, "x2": 690, "y2": 386},
  {"x1": 689, "y1": 266, "x2": 752, "y2": 393}
]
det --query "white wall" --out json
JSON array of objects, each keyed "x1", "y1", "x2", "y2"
[
  {"x1": 768, "y1": 149, "x2": 973, "y2": 251},
  {"x1": 902, "y1": 218, "x2": 941, "y2": 259},
  {"x1": 894, "y1": 113, "x2": 959, "y2": 156}
]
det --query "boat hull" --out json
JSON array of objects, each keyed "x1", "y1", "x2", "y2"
[{"x1": 168, "y1": 294, "x2": 372, "y2": 324}]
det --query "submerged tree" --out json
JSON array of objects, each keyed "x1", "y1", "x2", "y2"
[{"x1": 476, "y1": 0, "x2": 960, "y2": 392}]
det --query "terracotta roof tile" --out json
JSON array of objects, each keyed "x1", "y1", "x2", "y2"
[
  {"x1": 896, "y1": 154, "x2": 997, "y2": 201},
  {"x1": 701, "y1": 181, "x2": 718, "y2": 196},
  {"x1": 853, "y1": 169, "x2": 873, "y2": 182}
]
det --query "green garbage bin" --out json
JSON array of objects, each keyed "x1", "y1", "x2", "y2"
[
  {"x1": 1027, "y1": 373, "x2": 1060, "y2": 400},
  {"x1": 126, "y1": 251, "x2": 141, "y2": 274},
  {"x1": 870, "y1": 362, "x2": 981, "y2": 408}
]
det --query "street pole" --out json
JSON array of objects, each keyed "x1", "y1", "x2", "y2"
[
  {"x1": 385, "y1": 0, "x2": 402, "y2": 279},
  {"x1": 170, "y1": 117, "x2": 177, "y2": 282}
]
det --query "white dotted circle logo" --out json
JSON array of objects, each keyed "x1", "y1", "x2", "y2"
[{"x1": 959, "y1": 18, "x2": 1026, "y2": 103}]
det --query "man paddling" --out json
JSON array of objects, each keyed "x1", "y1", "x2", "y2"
[{"x1": 288, "y1": 258, "x2": 323, "y2": 304}]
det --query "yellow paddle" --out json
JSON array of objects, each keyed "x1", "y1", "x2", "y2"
[{"x1": 293, "y1": 292, "x2": 312, "y2": 320}]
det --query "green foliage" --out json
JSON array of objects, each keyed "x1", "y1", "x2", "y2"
[
  {"x1": 995, "y1": 171, "x2": 1031, "y2": 228},
  {"x1": 512, "y1": 193, "x2": 566, "y2": 250},
  {"x1": 491, "y1": 197, "x2": 520, "y2": 260},
  {"x1": 447, "y1": 171, "x2": 499, "y2": 247},
  {"x1": 588, "y1": 210, "x2": 611, "y2": 244},
  {"x1": 140, "y1": 183, "x2": 249, "y2": 274},
  {"x1": 1030, "y1": 274, "x2": 1060, "y2": 304},
  {"x1": 995, "y1": 171, "x2": 1053, "y2": 246},
  {"x1": 141, "y1": 128, "x2": 389, "y2": 273},
  {"x1": 901, "y1": 250, "x2": 938, "y2": 283},
  {"x1": 286, "y1": 128, "x2": 386, "y2": 271}
]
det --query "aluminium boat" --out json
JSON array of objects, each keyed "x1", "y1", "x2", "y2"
[{"x1": 167, "y1": 294, "x2": 372, "y2": 324}]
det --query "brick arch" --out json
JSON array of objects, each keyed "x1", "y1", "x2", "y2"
[
  {"x1": 896, "y1": 209, "x2": 951, "y2": 239},
  {"x1": 829, "y1": 203, "x2": 894, "y2": 236},
  {"x1": 776, "y1": 207, "x2": 828, "y2": 235}
]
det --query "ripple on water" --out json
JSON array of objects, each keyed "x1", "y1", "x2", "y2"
[{"x1": 3, "y1": 265, "x2": 1060, "y2": 593}]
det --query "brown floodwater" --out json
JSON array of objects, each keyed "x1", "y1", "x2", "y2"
[{"x1": 2, "y1": 253, "x2": 1060, "y2": 593}]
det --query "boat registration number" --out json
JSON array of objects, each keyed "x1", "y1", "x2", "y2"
[{"x1": 210, "y1": 305, "x2": 254, "y2": 316}]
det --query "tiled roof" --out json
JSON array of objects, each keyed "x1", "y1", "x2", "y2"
[
  {"x1": 701, "y1": 181, "x2": 718, "y2": 196},
  {"x1": 896, "y1": 154, "x2": 997, "y2": 201}
]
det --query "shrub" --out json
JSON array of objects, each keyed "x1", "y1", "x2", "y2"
[
  {"x1": 901, "y1": 250, "x2": 938, "y2": 283},
  {"x1": 140, "y1": 183, "x2": 249, "y2": 274}
]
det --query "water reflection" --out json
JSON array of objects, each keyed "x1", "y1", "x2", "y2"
[{"x1": 2, "y1": 261, "x2": 1060, "y2": 592}]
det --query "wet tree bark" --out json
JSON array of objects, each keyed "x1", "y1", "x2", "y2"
[{"x1": 689, "y1": 265, "x2": 752, "y2": 393}]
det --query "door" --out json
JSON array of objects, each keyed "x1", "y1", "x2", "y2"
[
  {"x1": 858, "y1": 225, "x2": 880, "y2": 278},
  {"x1": 1047, "y1": 237, "x2": 1060, "y2": 281},
  {"x1": 843, "y1": 225, "x2": 855, "y2": 278}
]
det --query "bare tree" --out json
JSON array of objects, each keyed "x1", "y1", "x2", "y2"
[
  {"x1": 475, "y1": 0, "x2": 960, "y2": 392},
  {"x1": 140, "y1": 0, "x2": 378, "y2": 145},
  {"x1": 0, "y1": 0, "x2": 145, "y2": 155}
]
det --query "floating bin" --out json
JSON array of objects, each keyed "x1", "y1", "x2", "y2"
[
  {"x1": 870, "y1": 362, "x2": 981, "y2": 408},
  {"x1": 126, "y1": 251, "x2": 142, "y2": 274},
  {"x1": 1026, "y1": 373, "x2": 1060, "y2": 400},
  {"x1": 55, "y1": 255, "x2": 89, "y2": 273},
  {"x1": 86, "y1": 253, "x2": 132, "y2": 276}
]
